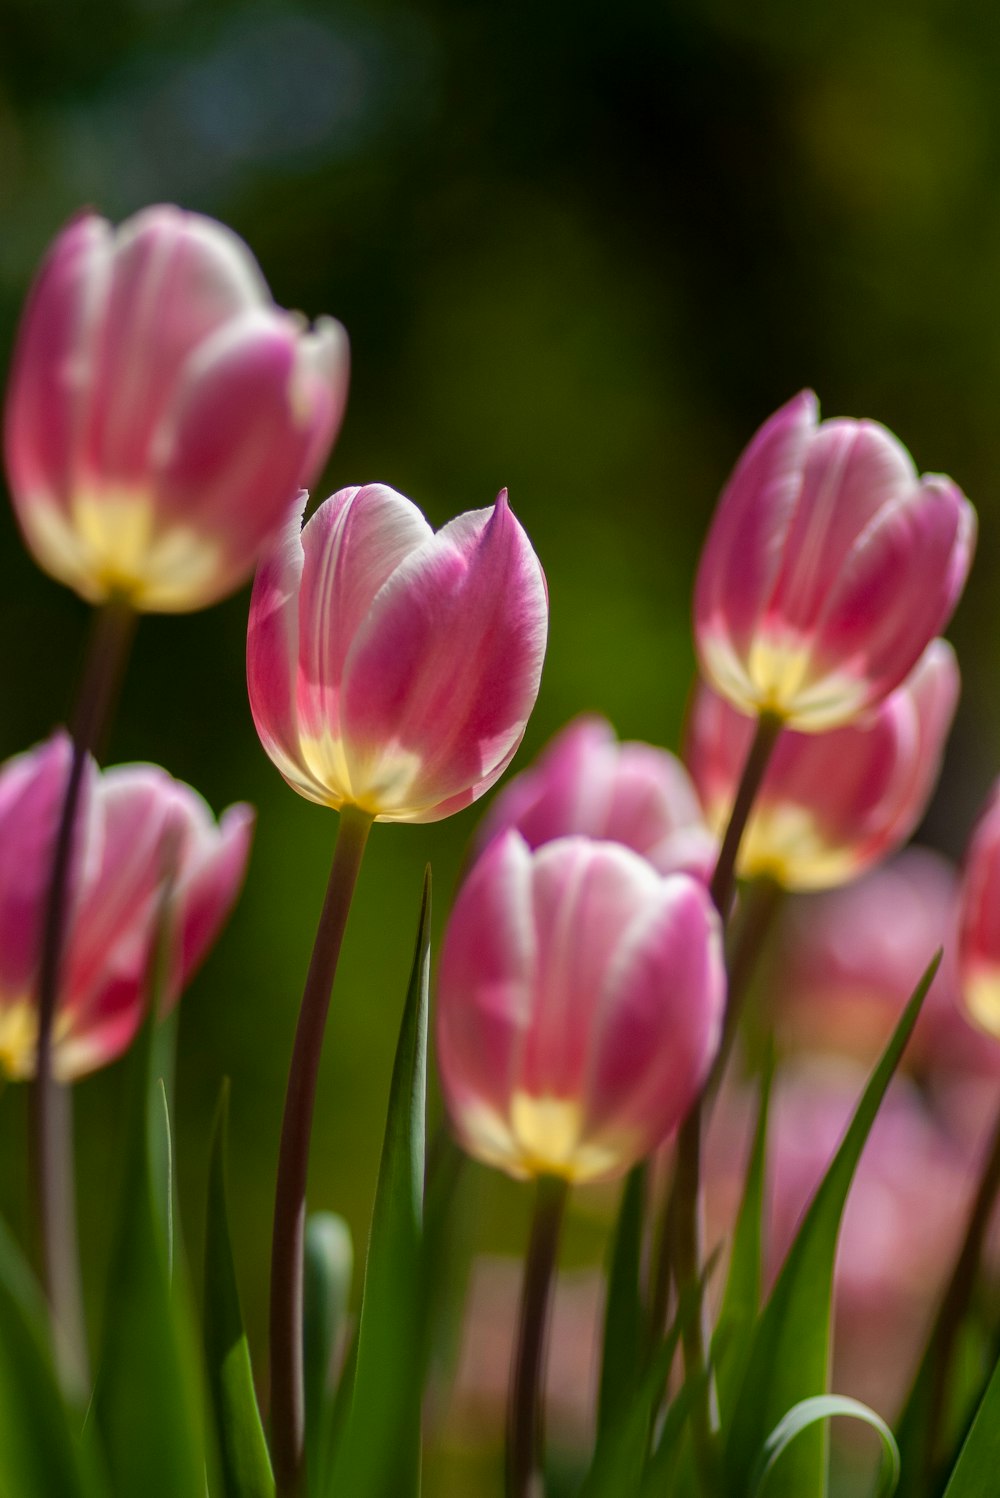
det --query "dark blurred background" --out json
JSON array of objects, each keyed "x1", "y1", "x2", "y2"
[{"x1": 1, "y1": 0, "x2": 998, "y2": 1490}]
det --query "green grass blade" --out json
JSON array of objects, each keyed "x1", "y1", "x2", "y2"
[
  {"x1": 326, "y1": 868, "x2": 431, "y2": 1498},
  {"x1": 753, "y1": 1395, "x2": 900, "y2": 1497},
  {"x1": 940, "y1": 1346, "x2": 1000, "y2": 1497},
  {"x1": 597, "y1": 1164, "x2": 646, "y2": 1437},
  {"x1": 204, "y1": 1081, "x2": 275, "y2": 1498},
  {"x1": 722, "y1": 955, "x2": 938, "y2": 1498},
  {"x1": 303, "y1": 1213, "x2": 353, "y2": 1494}
]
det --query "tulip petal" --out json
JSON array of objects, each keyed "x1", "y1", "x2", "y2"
[{"x1": 340, "y1": 493, "x2": 548, "y2": 819}]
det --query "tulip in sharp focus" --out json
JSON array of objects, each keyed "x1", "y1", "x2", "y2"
[
  {"x1": 247, "y1": 484, "x2": 548, "y2": 823},
  {"x1": 0, "y1": 733, "x2": 253, "y2": 1081},
  {"x1": 5, "y1": 205, "x2": 348, "y2": 611},
  {"x1": 437, "y1": 831, "x2": 725, "y2": 1182},
  {"x1": 959, "y1": 782, "x2": 1000, "y2": 1038},
  {"x1": 477, "y1": 714, "x2": 716, "y2": 879},
  {"x1": 684, "y1": 640, "x2": 959, "y2": 889},
  {"x1": 694, "y1": 391, "x2": 975, "y2": 730}
]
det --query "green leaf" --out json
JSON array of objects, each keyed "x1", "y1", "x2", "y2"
[
  {"x1": 752, "y1": 1396, "x2": 900, "y2": 1497},
  {"x1": 303, "y1": 1213, "x2": 353, "y2": 1495},
  {"x1": 597, "y1": 1165, "x2": 646, "y2": 1437},
  {"x1": 204, "y1": 1081, "x2": 275, "y2": 1498},
  {"x1": 89, "y1": 979, "x2": 206, "y2": 1498},
  {"x1": 713, "y1": 1050, "x2": 773, "y2": 1418},
  {"x1": 940, "y1": 1346, "x2": 1000, "y2": 1498},
  {"x1": 722, "y1": 955, "x2": 938, "y2": 1498},
  {"x1": 581, "y1": 1308, "x2": 687, "y2": 1498},
  {"x1": 326, "y1": 868, "x2": 431, "y2": 1498},
  {"x1": 0, "y1": 1218, "x2": 106, "y2": 1498}
]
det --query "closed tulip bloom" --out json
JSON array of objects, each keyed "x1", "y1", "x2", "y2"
[
  {"x1": 694, "y1": 391, "x2": 974, "y2": 730},
  {"x1": 477, "y1": 714, "x2": 716, "y2": 879},
  {"x1": 5, "y1": 205, "x2": 348, "y2": 611},
  {"x1": 437, "y1": 831, "x2": 725, "y2": 1183},
  {"x1": 0, "y1": 733, "x2": 253, "y2": 1081},
  {"x1": 248, "y1": 484, "x2": 548, "y2": 823},
  {"x1": 685, "y1": 640, "x2": 959, "y2": 890},
  {"x1": 958, "y1": 782, "x2": 1000, "y2": 1038}
]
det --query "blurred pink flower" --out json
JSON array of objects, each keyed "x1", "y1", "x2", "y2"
[
  {"x1": 959, "y1": 780, "x2": 1000, "y2": 1040},
  {"x1": 437, "y1": 831, "x2": 725, "y2": 1183},
  {"x1": 477, "y1": 714, "x2": 715, "y2": 878},
  {"x1": 0, "y1": 733, "x2": 253, "y2": 1081},
  {"x1": 684, "y1": 641, "x2": 959, "y2": 889},
  {"x1": 706, "y1": 1061, "x2": 974, "y2": 1417},
  {"x1": 694, "y1": 391, "x2": 974, "y2": 730},
  {"x1": 247, "y1": 484, "x2": 548, "y2": 823},
  {"x1": 5, "y1": 205, "x2": 347, "y2": 611}
]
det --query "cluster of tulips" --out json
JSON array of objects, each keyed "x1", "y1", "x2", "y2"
[{"x1": 2, "y1": 201, "x2": 1000, "y2": 1498}]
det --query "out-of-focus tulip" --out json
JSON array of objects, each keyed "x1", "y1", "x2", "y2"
[
  {"x1": 5, "y1": 205, "x2": 347, "y2": 612},
  {"x1": 959, "y1": 781, "x2": 1000, "y2": 1039},
  {"x1": 694, "y1": 391, "x2": 974, "y2": 731},
  {"x1": 0, "y1": 733, "x2": 253, "y2": 1081},
  {"x1": 247, "y1": 484, "x2": 548, "y2": 824},
  {"x1": 684, "y1": 640, "x2": 959, "y2": 889},
  {"x1": 705, "y1": 1062, "x2": 974, "y2": 1417},
  {"x1": 436, "y1": 831, "x2": 725, "y2": 1183},
  {"x1": 477, "y1": 714, "x2": 716, "y2": 879},
  {"x1": 775, "y1": 848, "x2": 1000, "y2": 1078}
]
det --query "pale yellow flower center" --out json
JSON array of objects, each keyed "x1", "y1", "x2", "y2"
[{"x1": 963, "y1": 970, "x2": 1000, "y2": 1040}]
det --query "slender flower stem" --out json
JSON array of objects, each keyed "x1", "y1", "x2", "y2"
[
  {"x1": 705, "y1": 876, "x2": 784, "y2": 1103},
  {"x1": 923, "y1": 1098, "x2": 1000, "y2": 1483},
  {"x1": 269, "y1": 805, "x2": 373, "y2": 1498},
  {"x1": 32, "y1": 594, "x2": 136, "y2": 1393},
  {"x1": 663, "y1": 711, "x2": 783, "y2": 1496},
  {"x1": 506, "y1": 1175, "x2": 569, "y2": 1498}
]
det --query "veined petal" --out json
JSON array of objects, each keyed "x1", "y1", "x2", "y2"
[
  {"x1": 339, "y1": 492, "x2": 548, "y2": 819},
  {"x1": 174, "y1": 799, "x2": 254, "y2": 987}
]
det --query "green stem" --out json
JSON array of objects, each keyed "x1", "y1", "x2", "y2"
[
  {"x1": 269, "y1": 805, "x2": 373, "y2": 1498},
  {"x1": 663, "y1": 711, "x2": 783, "y2": 1496},
  {"x1": 506, "y1": 1175, "x2": 569, "y2": 1498},
  {"x1": 32, "y1": 595, "x2": 136, "y2": 1394},
  {"x1": 923, "y1": 1098, "x2": 1000, "y2": 1482}
]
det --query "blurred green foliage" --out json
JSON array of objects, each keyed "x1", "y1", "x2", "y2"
[{"x1": 2, "y1": 0, "x2": 1000, "y2": 1490}]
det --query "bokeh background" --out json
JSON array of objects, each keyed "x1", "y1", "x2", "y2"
[{"x1": 1, "y1": 0, "x2": 999, "y2": 1491}]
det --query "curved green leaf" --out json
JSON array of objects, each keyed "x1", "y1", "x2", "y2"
[
  {"x1": 723, "y1": 955, "x2": 938, "y2": 1498},
  {"x1": 204, "y1": 1081, "x2": 274, "y2": 1498},
  {"x1": 326, "y1": 868, "x2": 431, "y2": 1498},
  {"x1": 753, "y1": 1396, "x2": 899, "y2": 1497},
  {"x1": 0, "y1": 1219, "x2": 106, "y2": 1498}
]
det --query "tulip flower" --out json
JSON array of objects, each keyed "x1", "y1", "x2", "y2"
[
  {"x1": 477, "y1": 714, "x2": 716, "y2": 879},
  {"x1": 694, "y1": 391, "x2": 975, "y2": 731},
  {"x1": 959, "y1": 781, "x2": 1000, "y2": 1039},
  {"x1": 0, "y1": 733, "x2": 253, "y2": 1082},
  {"x1": 684, "y1": 640, "x2": 959, "y2": 890},
  {"x1": 5, "y1": 205, "x2": 348, "y2": 612},
  {"x1": 436, "y1": 830, "x2": 725, "y2": 1183},
  {"x1": 247, "y1": 483, "x2": 548, "y2": 823}
]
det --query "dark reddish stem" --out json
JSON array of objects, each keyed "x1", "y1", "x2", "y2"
[
  {"x1": 505, "y1": 1175, "x2": 569, "y2": 1498},
  {"x1": 269, "y1": 805, "x2": 373, "y2": 1497},
  {"x1": 32, "y1": 595, "x2": 136, "y2": 1393}
]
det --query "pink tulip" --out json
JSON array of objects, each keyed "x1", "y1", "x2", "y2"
[
  {"x1": 684, "y1": 640, "x2": 959, "y2": 889},
  {"x1": 477, "y1": 714, "x2": 716, "y2": 879},
  {"x1": 247, "y1": 484, "x2": 548, "y2": 823},
  {"x1": 959, "y1": 781, "x2": 1000, "y2": 1039},
  {"x1": 0, "y1": 733, "x2": 253, "y2": 1081},
  {"x1": 694, "y1": 391, "x2": 975, "y2": 730},
  {"x1": 437, "y1": 831, "x2": 725, "y2": 1183},
  {"x1": 5, "y1": 205, "x2": 348, "y2": 612},
  {"x1": 706, "y1": 1063, "x2": 973, "y2": 1416}
]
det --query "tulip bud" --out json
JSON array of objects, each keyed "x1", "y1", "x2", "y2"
[
  {"x1": 437, "y1": 831, "x2": 725, "y2": 1183},
  {"x1": 694, "y1": 391, "x2": 974, "y2": 730},
  {"x1": 959, "y1": 781, "x2": 1000, "y2": 1038},
  {"x1": 5, "y1": 205, "x2": 348, "y2": 611},
  {"x1": 0, "y1": 733, "x2": 253, "y2": 1081},
  {"x1": 477, "y1": 714, "x2": 715, "y2": 879},
  {"x1": 247, "y1": 484, "x2": 548, "y2": 823},
  {"x1": 685, "y1": 640, "x2": 959, "y2": 889}
]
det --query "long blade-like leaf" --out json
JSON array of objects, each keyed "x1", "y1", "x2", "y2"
[
  {"x1": 597, "y1": 1164, "x2": 646, "y2": 1437},
  {"x1": 0, "y1": 1219, "x2": 106, "y2": 1498},
  {"x1": 204, "y1": 1081, "x2": 275, "y2": 1498},
  {"x1": 722, "y1": 955, "x2": 938, "y2": 1498},
  {"x1": 327, "y1": 868, "x2": 431, "y2": 1498},
  {"x1": 940, "y1": 1346, "x2": 1000, "y2": 1497},
  {"x1": 303, "y1": 1213, "x2": 353, "y2": 1493}
]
